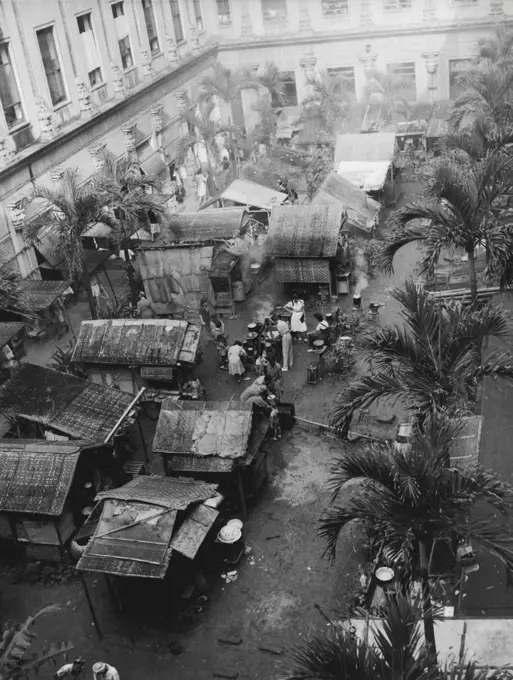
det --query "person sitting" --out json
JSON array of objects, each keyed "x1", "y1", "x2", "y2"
[
  {"x1": 240, "y1": 381, "x2": 268, "y2": 404},
  {"x1": 210, "y1": 313, "x2": 225, "y2": 341},
  {"x1": 269, "y1": 396, "x2": 282, "y2": 440},
  {"x1": 308, "y1": 312, "x2": 330, "y2": 348},
  {"x1": 255, "y1": 348, "x2": 270, "y2": 376},
  {"x1": 216, "y1": 336, "x2": 228, "y2": 370}
]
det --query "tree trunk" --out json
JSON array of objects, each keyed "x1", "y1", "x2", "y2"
[
  {"x1": 123, "y1": 242, "x2": 139, "y2": 308},
  {"x1": 82, "y1": 267, "x2": 98, "y2": 320},
  {"x1": 467, "y1": 247, "x2": 478, "y2": 301},
  {"x1": 419, "y1": 539, "x2": 437, "y2": 665}
]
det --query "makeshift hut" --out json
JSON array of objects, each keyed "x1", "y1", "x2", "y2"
[
  {"x1": 311, "y1": 172, "x2": 381, "y2": 238},
  {"x1": 334, "y1": 132, "x2": 397, "y2": 195},
  {"x1": 202, "y1": 179, "x2": 288, "y2": 227},
  {"x1": 71, "y1": 319, "x2": 201, "y2": 396},
  {"x1": 266, "y1": 204, "x2": 347, "y2": 296},
  {"x1": 0, "y1": 363, "x2": 141, "y2": 452},
  {"x1": 15, "y1": 280, "x2": 72, "y2": 340},
  {"x1": 0, "y1": 439, "x2": 101, "y2": 562},
  {"x1": 152, "y1": 400, "x2": 270, "y2": 514},
  {"x1": 135, "y1": 209, "x2": 255, "y2": 316},
  {"x1": 75, "y1": 475, "x2": 222, "y2": 612}
]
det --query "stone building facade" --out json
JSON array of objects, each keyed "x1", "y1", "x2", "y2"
[{"x1": 0, "y1": 0, "x2": 510, "y2": 278}]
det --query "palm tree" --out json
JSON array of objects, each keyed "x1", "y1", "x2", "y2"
[
  {"x1": 94, "y1": 150, "x2": 171, "y2": 307},
  {"x1": 25, "y1": 169, "x2": 116, "y2": 319},
  {"x1": 0, "y1": 604, "x2": 74, "y2": 680},
  {"x1": 447, "y1": 60, "x2": 513, "y2": 133},
  {"x1": 301, "y1": 70, "x2": 352, "y2": 134},
  {"x1": 366, "y1": 70, "x2": 413, "y2": 122},
  {"x1": 478, "y1": 26, "x2": 513, "y2": 66},
  {"x1": 330, "y1": 282, "x2": 513, "y2": 435},
  {"x1": 258, "y1": 61, "x2": 286, "y2": 107},
  {"x1": 380, "y1": 151, "x2": 513, "y2": 299},
  {"x1": 320, "y1": 411, "x2": 513, "y2": 656},
  {"x1": 282, "y1": 593, "x2": 507, "y2": 680}
]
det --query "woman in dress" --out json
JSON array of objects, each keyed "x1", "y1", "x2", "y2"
[
  {"x1": 209, "y1": 313, "x2": 225, "y2": 341},
  {"x1": 266, "y1": 354, "x2": 284, "y2": 402},
  {"x1": 228, "y1": 341, "x2": 248, "y2": 383},
  {"x1": 285, "y1": 292, "x2": 308, "y2": 342},
  {"x1": 277, "y1": 318, "x2": 293, "y2": 371}
]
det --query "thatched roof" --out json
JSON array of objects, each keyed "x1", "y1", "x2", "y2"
[
  {"x1": 0, "y1": 363, "x2": 135, "y2": 441},
  {"x1": 77, "y1": 476, "x2": 219, "y2": 578},
  {"x1": 19, "y1": 280, "x2": 70, "y2": 311},
  {"x1": 71, "y1": 319, "x2": 201, "y2": 366},
  {"x1": 221, "y1": 179, "x2": 287, "y2": 210},
  {"x1": 153, "y1": 401, "x2": 269, "y2": 474},
  {"x1": 0, "y1": 439, "x2": 83, "y2": 516},
  {"x1": 153, "y1": 209, "x2": 249, "y2": 246},
  {"x1": 274, "y1": 258, "x2": 331, "y2": 284},
  {"x1": 426, "y1": 118, "x2": 449, "y2": 139},
  {"x1": 334, "y1": 132, "x2": 397, "y2": 164},
  {"x1": 311, "y1": 172, "x2": 380, "y2": 236},
  {"x1": 267, "y1": 204, "x2": 344, "y2": 258},
  {"x1": 0, "y1": 322, "x2": 24, "y2": 349}
]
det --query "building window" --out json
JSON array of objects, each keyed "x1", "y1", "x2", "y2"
[
  {"x1": 142, "y1": 0, "x2": 159, "y2": 54},
  {"x1": 36, "y1": 26, "x2": 67, "y2": 106},
  {"x1": 170, "y1": 0, "x2": 184, "y2": 42},
  {"x1": 112, "y1": 2, "x2": 133, "y2": 70},
  {"x1": 262, "y1": 0, "x2": 287, "y2": 21},
  {"x1": 273, "y1": 71, "x2": 297, "y2": 107},
  {"x1": 384, "y1": 0, "x2": 412, "y2": 8},
  {"x1": 327, "y1": 66, "x2": 355, "y2": 94},
  {"x1": 77, "y1": 13, "x2": 103, "y2": 88},
  {"x1": 387, "y1": 61, "x2": 416, "y2": 102},
  {"x1": 449, "y1": 59, "x2": 473, "y2": 100},
  {"x1": 192, "y1": 0, "x2": 204, "y2": 32},
  {"x1": 322, "y1": 0, "x2": 348, "y2": 14},
  {"x1": 216, "y1": 0, "x2": 231, "y2": 24},
  {"x1": 0, "y1": 43, "x2": 24, "y2": 128}
]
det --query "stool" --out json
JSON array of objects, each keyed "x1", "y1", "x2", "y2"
[{"x1": 367, "y1": 305, "x2": 380, "y2": 324}]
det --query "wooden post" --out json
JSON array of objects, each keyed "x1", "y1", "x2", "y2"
[
  {"x1": 102, "y1": 263, "x2": 118, "y2": 304},
  {"x1": 81, "y1": 576, "x2": 102, "y2": 639},
  {"x1": 137, "y1": 417, "x2": 149, "y2": 463},
  {"x1": 237, "y1": 468, "x2": 247, "y2": 519}
]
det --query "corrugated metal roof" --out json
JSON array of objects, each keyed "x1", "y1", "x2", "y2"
[
  {"x1": 96, "y1": 476, "x2": 218, "y2": 509},
  {"x1": 334, "y1": 132, "x2": 397, "y2": 165},
  {"x1": 267, "y1": 204, "x2": 343, "y2": 258},
  {"x1": 311, "y1": 172, "x2": 380, "y2": 235},
  {"x1": 71, "y1": 319, "x2": 201, "y2": 366},
  {"x1": 19, "y1": 280, "x2": 71, "y2": 311},
  {"x1": 221, "y1": 179, "x2": 288, "y2": 210},
  {"x1": 275, "y1": 258, "x2": 331, "y2": 283},
  {"x1": 0, "y1": 440, "x2": 82, "y2": 516}
]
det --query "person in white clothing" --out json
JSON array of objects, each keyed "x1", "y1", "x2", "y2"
[
  {"x1": 284, "y1": 292, "x2": 308, "y2": 342},
  {"x1": 92, "y1": 662, "x2": 120, "y2": 680}
]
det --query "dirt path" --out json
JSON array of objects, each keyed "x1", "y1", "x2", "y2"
[{"x1": 0, "y1": 429, "x2": 364, "y2": 680}]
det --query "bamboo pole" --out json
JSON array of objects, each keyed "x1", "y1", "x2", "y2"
[{"x1": 103, "y1": 387, "x2": 146, "y2": 443}]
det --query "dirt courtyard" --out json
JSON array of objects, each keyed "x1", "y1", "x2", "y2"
[{"x1": 0, "y1": 428, "x2": 364, "y2": 680}]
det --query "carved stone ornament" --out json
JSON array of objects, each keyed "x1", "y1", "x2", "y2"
[
  {"x1": 422, "y1": 51, "x2": 439, "y2": 76},
  {"x1": 121, "y1": 123, "x2": 137, "y2": 154},
  {"x1": 490, "y1": 0, "x2": 504, "y2": 17},
  {"x1": 299, "y1": 5, "x2": 313, "y2": 33},
  {"x1": 189, "y1": 26, "x2": 200, "y2": 55},
  {"x1": 300, "y1": 55, "x2": 317, "y2": 82},
  {"x1": 166, "y1": 36, "x2": 179, "y2": 67},
  {"x1": 36, "y1": 98, "x2": 54, "y2": 141},
  {"x1": 110, "y1": 62, "x2": 126, "y2": 99},
  {"x1": 174, "y1": 89, "x2": 188, "y2": 113},
  {"x1": 140, "y1": 48, "x2": 155, "y2": 80},
  {"x1": 75, "y1": 76, "x2": 92, "y2": 116},
  {"x1": 89, "y1": 142, "x2": 107, "y2": 171},
  {"x1": 240, "y1": 1, "x2": 254, "y2": 38},
  {"x1": 150, "y1": 105, "x2": 164, "y2": 134},
  {"x1": 360, "y1": 0, "x2": 373, "y2": 27},
  {"x1": 0, "y1": 136, "x2": 15, "y2": 168},
  {"x1": 422, "y1": 0, "x2": 437, "y2": 22},
  {"x1": 359, "y1": 44, "x2": 377, "y2": 74},
  {"x1": 7, "y1": 200, "x2": 25, "y2": 231}
]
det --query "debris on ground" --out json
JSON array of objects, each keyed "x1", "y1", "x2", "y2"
[
  {"x1": 213, "y1": 671, "x2": 239, "y2": 679},
  {"x1": 266, "y1": 535, "x2": 281, "y2": 541},
  {"x1": 221, "y1": 571, "x2": 238, "y2": 583},
  {"x1": 259, "y1": 645, "x2": 284, "y2": 656},
  {"x1": 11, "y1": 562, "x2": 78, "y2": 586},
  {"x1": 244, "y1": 545, "x2": 252, "y2": 555},
  {"x1": 218, "y1": 635, "x2": 242, "y2": 646}
]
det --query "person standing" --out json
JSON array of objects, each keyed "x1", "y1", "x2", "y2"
[
  {"x1": 228, "y1": 341, "x2": 249, "y2": 383},
  {"x1": 209, "y1": 313, "x2": 225, "y2": 341},
  {"x1": 277, "y1": 317, "x2": 293, "y2": 371},
  {"x1": 285, "y1": 292, "x2": 308, "y2": 342},
  {"x1": 196, "y1": 171, "x2": 208, "y2": 205},
  {"x1": 199, "y1": 298, "x2": 212, "y2": 331},
  {"x1": 266, "y1": 354, "x2": 283, "y2": 402},
  {"x1": 137, "y1": 293, "x2": 155, "y2": 319}
]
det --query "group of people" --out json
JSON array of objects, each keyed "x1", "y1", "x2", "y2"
[{"x1": 238, "y1": 361, "x2": 283, "y2": 440}]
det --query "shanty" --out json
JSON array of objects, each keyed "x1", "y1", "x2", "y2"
[
  {"x1": 135, "y1": 210, "x2": 258, "y2": 317},
  {"x1": 311, "y1": 172, "x2": 381, "y2": 237},
  {"x1": 204, "y1": 178, "x2": 288, "y2": 214},
  {"x1": 152, "y1": 401, "x2": 270, "y2": 514},
  {"x1": 334, "y1": 132, "x2": 398, "y2": 194},
  {"x1": 74, "y1": 475, "x2": 222, "y2": 613},
  {"x1": 0, "y1": 439, "x2": 102, "y2": 562},
  {"x1": 0, "y1": 322, "x2": 25, "y2": 370},
  {"x1": 0, "y1": 363, "x2": 140, "y2": 443},
  {"x1": 266, "y1": 204, "x2": 348, "y2": 296},
  {"x1": 71, "y1": 319, "x2": 201, "y2": 395}
]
